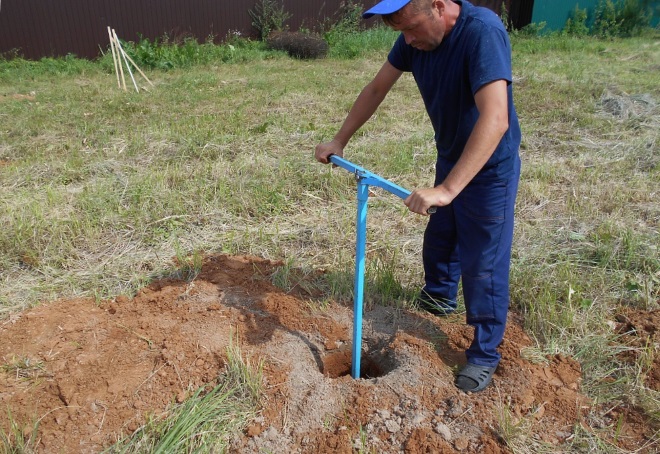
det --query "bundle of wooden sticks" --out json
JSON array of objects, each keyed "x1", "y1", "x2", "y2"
[{"x1": 107, "y1": 26, "x2": 154, "y2": 93}]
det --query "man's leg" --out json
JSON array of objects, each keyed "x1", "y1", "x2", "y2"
[
  {"x1": 419, "y1": 162, "x2": 461, "y2": 315},
  {"x1": 455, "y1": 157, "x2": 520, "y2": 369},
  {"x1": 421, "y1": 205, "x2": 461, "y2": 314}
]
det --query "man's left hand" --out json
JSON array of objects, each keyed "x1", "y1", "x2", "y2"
[{"x1": 404, "y1": 186, "x2": 455, "y2": 215}]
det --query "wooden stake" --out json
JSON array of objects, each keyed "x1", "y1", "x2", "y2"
[
  {"x1": 120, "y1": 49, "x2": 154, "y2": 87},
  {"x1": 112, "y1": 29, "x2": 139, "y2": 93},
  {"x1": 111, "y1": 30, "x2": 127, "y2": 91},
  {"x1": 107, "y1": 26, "x2": 121, "y2": 89}
]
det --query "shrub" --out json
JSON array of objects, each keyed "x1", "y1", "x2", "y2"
[
  {"x1": 248, "y1": 0, "x2": 292, "y2": 41},
  {"x1": 500, "y1": 3, "x2": 513, "y2": 31},
  {"x1": 564, "y1": 6, "x2": 590, "y2": 36},
  {"x1": 113, "y1": 35, "x2": 275, "y2": 70},
  {"x1": 618, "y1": 0, "x2": 653, "y2": 36},
  {"x1": 513, "y1": 21, "x2": 547, "y2": 38},
  {"x1": 266, "y1": 31, "x2": 329, "y2": 59},
  {"x1": 593, "y1": 0, "x2": 652, "y2": 37},
  {"x1": 594, "y1": 0, "x2": 623, "y2": 37},
  {"x1": 333, "y1": 1, "x2": 365, "y2": 34}
]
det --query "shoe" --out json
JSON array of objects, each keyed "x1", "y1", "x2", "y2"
[
  {"x1": 416, "y1": 290, "x2": 455, "y2": 316},
  {"x1": 455, "y1": 363, "x2": 497, "y2": 393}
]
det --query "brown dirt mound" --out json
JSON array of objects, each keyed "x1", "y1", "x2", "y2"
[
  {"x1": 614, "y1": 308, "x2": 660, "y2": 391},
  {"x1": 0, "y1": 254, "x2": 653, "y2": 452}
]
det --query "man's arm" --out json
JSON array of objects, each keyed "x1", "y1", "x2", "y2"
[
  {"x1": 315, "y1": 61, "x2": 403, "y2": 164},
  {"x1": 404, "y1": 79, "x2": 510, "y2": 214}
]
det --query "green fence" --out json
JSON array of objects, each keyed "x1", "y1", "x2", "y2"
[{"x1": 531, "y1": 0, "x2": 659, "y2": 31}]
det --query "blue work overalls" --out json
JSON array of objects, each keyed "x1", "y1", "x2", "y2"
[{"x1": 422, "y1": 155, "x2": 521, "y2": 368}]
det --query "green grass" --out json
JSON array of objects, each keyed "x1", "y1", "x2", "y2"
[
  {"x1": 105, "y1": 338, "x2": 263, "y2": 453},
  {"x1": 0, "y1": 408, "x2": 39, "y2": 454},
  {"x1": 325, "y1": 26, "x2": 400, "y2": 58},
  {"x1": 1, "y1": 29, "x2": 659, "y2": 451}
]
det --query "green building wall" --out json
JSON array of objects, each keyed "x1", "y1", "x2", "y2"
[
  {"x1": 531, "y1": 0, "x2": 659, "y2": 31},
  {"x1": 531, "y1": 0, "x2": 598, "y2": 30}
]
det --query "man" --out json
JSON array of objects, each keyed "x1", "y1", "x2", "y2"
[{"x1": 315, "y1": 0, "x2": 521, "y2": 392}]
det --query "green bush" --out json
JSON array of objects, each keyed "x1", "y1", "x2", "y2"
[
  {"x1": 564, "y1": 6, "x2": 590, "y2": 36},
  {"x1": 332, "y1": 0, "x2": 365, "y2": 34},
  {"x1": 594, "y1": 0, "x2": 624, "y2": 37},
  {"x1": 593, "y1": 0, "x2": 652, "y2": 37},
  {"x1": 560, "y1": 0, "x2": 653, "y2": 38},
  {"x1": 248, "y1": 0, "x2": 292, "y2": 41},
  {"x1": 266, "y1": 31, "x2": 329, "y2": 59},
  {"x1": 113, "y1": 35, "x2": 276, "y2": 70},
  {"x1": 512, "y1": 21, "x2": 548, "y2": 38},
  {"x1": 618, "y1": 0, "x2": 653, "y2": 35},
  {"x1": 500, "y1": 3, "x2": 513, "y2": 31}
]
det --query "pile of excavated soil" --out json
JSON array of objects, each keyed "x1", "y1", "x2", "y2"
[{"x1": 0, "y1": 254, "x2": 655, "y2": 453}]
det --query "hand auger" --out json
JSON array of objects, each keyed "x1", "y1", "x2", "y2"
[{"x1": 328, "y1": 155, "x2": 435, "y2": 379}]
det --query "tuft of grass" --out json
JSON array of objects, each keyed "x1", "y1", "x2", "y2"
[
  {"x1": 170, "y1": 243, "x2": 204, "y2": 282},
  {"x1": 106, "y1": 336, "x2": 262, "y2": 453},
  {"x1": 0, "y1": 409, "x2": 39, "y2": 454},
  {"x1": 494, "y1": 400, "x2": 542, "y2": 454},
  {"x1": 354, "y1": 425, "x2": 377, "y2": 454},
  {"x1": 1, "y1": 356, "x2": 51, "y2": 384},
  {"x1": 364, "y1": 254, "x2": 414, "y2": 307},
  {"x1": 325, "y1": 26, "x2": 399, "y2": 59},
  {"x1": 269, "y1": 258, "x2": 329, "y2": 297},
  {"x1": 224, "y1": 334, "x2": 264, "y2": 406}
]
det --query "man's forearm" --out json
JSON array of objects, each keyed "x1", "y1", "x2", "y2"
[
  {"x1": 405, "y1": 112, "x2": 507, "y2": 215},
  {"x1": 441, "y1": 114, "x2": 508, "y2": 196},
  {"x1": 441, "y1": 80, "x2": 510, "y2": 197}
]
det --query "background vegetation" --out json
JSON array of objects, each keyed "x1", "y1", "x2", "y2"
[
  {"x1": 0, "y1": 10, "x2": 658, "y2": 453},
  {"x1": 529, "y1": 0, "x2": 656, "y2": 37}
]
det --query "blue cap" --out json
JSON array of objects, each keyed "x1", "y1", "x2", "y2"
[{"x1": 362, "y1": 0, "x2": 412, "y2": 19}]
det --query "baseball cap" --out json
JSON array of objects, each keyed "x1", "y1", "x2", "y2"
[{"x1": 362, "y1": 0, "x2": 412, "y2": 19}]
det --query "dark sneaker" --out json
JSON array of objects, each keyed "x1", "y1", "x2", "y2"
[{"x1": 416, "y1": 290, "x2": 456, "y2": 316}]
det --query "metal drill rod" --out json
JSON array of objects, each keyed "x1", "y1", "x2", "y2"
[{"x1": 328, "y1": 154, "x2": 433, "y2": 378}]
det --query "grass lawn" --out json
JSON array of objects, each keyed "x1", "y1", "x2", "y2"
[{"x1": 1, "y1": 29, "x2": 658, "y2": 451}]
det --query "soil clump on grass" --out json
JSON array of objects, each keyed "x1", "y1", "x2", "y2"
[{"x1": 0, "y1": 254, "x2": 655, "y2": 453}]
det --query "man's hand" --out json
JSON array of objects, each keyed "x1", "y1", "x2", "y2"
[
  {"x1": 315, "y1": 139, "x2": 344, "y2": 164},
  {"x1": 404, "y1": 185, "x2": 455, "y2": 215}
]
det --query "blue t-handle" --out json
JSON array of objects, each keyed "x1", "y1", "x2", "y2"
[
  {"x1": 328, "y1": 155, "x2": 418, "y2": 378},
  {"x1": 329, "y1": 155, "x2": 412, "y2": 200}
]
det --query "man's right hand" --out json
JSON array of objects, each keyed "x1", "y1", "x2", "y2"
[
  {"x1": 404, "y1": 185, "x2": 455, "y2": 216},
  {"x1": 315, "y1": 139, "x2": 344, "y2": 164}
]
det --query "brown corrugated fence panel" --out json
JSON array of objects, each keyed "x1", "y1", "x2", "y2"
[{"x1": 0, "y1": 1, "x2": 528, "y2": 60}]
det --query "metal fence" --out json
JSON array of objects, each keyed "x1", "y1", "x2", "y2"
[{"x1": 0, "y1": 1, "x2": 532, "y2": 60}]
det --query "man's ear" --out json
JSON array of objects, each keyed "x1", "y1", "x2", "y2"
[{"x1": 432, "y1": 0, "x2": 446, "y2": 15}]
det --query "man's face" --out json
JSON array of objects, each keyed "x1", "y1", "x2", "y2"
[{"x1": 390, "y1": 2, "x2": 446, "y2": 51}]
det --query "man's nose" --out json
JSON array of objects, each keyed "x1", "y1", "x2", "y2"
[{"x1": 403, "y1": 32, "x2": 413, "y2": 45}]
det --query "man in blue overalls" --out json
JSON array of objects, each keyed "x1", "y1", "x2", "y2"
[{"x1": 315, "y1": 0, "x2": 521, "y2": 392}]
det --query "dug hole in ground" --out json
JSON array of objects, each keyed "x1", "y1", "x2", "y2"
[{"x1": 1, "y1": 254, "x2": 656, "y2": 453}]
